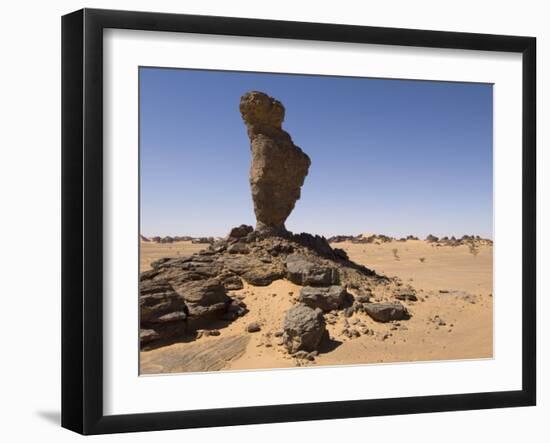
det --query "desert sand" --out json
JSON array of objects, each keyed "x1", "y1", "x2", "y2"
[
  {"x1": 140, "y1": 238, "x2": 493, "y2": 374},
  {"x1": 140, "y1": 240, "x2": 208, "y2": 272}
]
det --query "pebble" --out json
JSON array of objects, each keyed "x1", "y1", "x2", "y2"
[{"x1": 246, "y1": 322, "x2": 261, "y2": 333}]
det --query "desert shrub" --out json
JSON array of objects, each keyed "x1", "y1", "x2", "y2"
[
  {"x1": 419, "y1": 257, "x2": 426, "y2": 263},
  {"x1": 392, "y1": 248, "x2": 400, "y2": 260}
]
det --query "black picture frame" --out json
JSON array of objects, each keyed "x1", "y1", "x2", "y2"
[{"x1": 62, "y1": 8, "x2": 536, "y2": 435}]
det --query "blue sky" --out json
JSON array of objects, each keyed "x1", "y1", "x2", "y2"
[{"x1": 140, "y1": 67, "x2": 493, "y2": 239}]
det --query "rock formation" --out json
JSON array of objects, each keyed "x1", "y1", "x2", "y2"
[
  {"x1": 240, "y1": 91, "x2": 311, "y2": 234},
  {"x1": 138, "y1": 92, "x2": 416, "y2": 363}
]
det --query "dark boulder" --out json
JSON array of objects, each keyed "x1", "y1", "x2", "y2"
[
  {"x1": 364, "y1": 303, "x2": 409, "y2": 322},
  {"x1": 394, "y1": 287, "x2": 418, "y2": 302},
  {"x1": 285, "y1": 254, "x2": 339, "y2": 286},
  {"x1": 228, "y1": 224, "x2": 254, "y2": 239},
  {"x1": 298, "y1": 285, "x2": 351, "y2": 312},
  {"x1": 282, "y1": 304, "x2": 327, "y2": 354}
]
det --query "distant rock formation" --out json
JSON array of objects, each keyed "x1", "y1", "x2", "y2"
[
  {"x1": 328, "y1": 233, "x2": 394, "y2": 244},
  {"x1": 240, "y1": 91, "x2": 311, "y2": 235}
]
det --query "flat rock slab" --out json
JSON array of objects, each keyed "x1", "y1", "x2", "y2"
[{"x1": 140, "y1": 335, "x2": 251, "y2": 374}]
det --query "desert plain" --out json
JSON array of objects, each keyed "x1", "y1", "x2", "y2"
[
  {"x1": 140, "y1": 235, "x2": 492, "y2": 374},
  {"x1": 139, "y1": 91, "x2": 493, "y2": 375}
]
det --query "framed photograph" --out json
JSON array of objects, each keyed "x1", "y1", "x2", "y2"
[{"x1": 62, "y1": 8, "x2": 536, "y2": 435}]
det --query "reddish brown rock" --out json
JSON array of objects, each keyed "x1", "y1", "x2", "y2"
[{"x1": 240, "y1": 91, "x2": 311, "y2": 234}]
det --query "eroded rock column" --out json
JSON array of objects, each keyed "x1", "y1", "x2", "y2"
[{"x1": 240, "y1": 91, "x2": 311, "y2": 235}]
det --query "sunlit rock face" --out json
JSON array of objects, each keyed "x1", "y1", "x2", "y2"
[{"x1": 239, "y1": 91, "x2": 311, "y2": 235}]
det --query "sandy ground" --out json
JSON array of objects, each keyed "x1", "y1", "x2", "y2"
[
  {"x1": 140, "y1": 240, "x2": 207, "y2": 272},
  {"x1": 140, "y1": 239, "x2": 493, "y2": 373}
]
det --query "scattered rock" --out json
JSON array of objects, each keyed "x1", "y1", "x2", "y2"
[
  {"x1": 246, "y1": 322, "x2": 261, "y2": 333},
  {"x1": 364, "y1": 303, "x2": 409, "y2": 322},
  {"x1": 283, "y1": 304, "x2": 327, "y2": 354},
  {"x1": 298, "y1": 285, "x2": 351, "y2": 312},
  {"x1": 394, "y1": 287, "x2": 418, "y2": 302},
  {"x1": 343, "y1": 306, "x2": 355, "y2": 318}
]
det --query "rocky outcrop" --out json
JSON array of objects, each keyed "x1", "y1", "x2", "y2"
[
  {"x1": 172, "y1": 278, "x2": 230, "y2": 319},
  {"x1": 139, "y1": 280, "x2": 190, "y2": 345},
  {"x1": 298, "y1": 285, "x2": 351, "y2": 312},
  {"x1": 223, "y1": 255, "x2": 285, "y2": 286},
  {"x1": 140, "y1": 231, "x2": 390, "y2": 348},
  {"x1": 285, "y1": 254, "x2": 339, "y2": 286},
  {"x1": 240, "y1": 91, "x2": 311, "y2": 234},
  {"x1": 282, "y1": 304, "x2": 327, "y2": 354}
]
